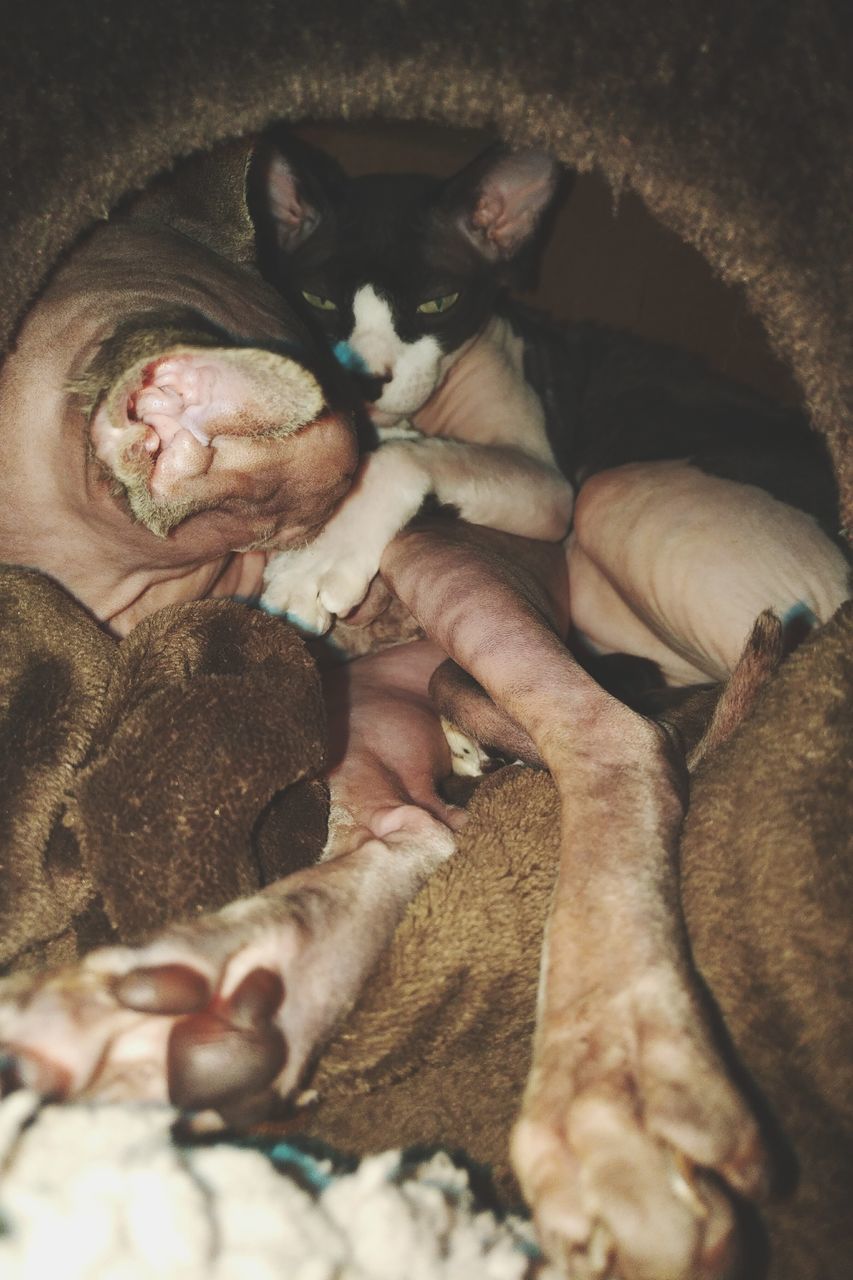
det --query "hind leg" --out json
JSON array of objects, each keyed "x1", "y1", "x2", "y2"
[{"x1": 569, "y1": 461, "x2": 849, "y2": 685}]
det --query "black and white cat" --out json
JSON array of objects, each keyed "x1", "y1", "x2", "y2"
[{"x1": 255, "y1": 136, "x2": 574, "y2": 632}]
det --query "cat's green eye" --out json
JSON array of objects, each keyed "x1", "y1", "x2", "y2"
[
  {"x1": 417, "y1": 292, "x2": 460, "y2": 315},
  {"x1": 302, "y1": 290, "x2": 338, "y2": 312}
]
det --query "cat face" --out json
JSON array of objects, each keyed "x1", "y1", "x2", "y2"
[{"x1": 257, "y1": 142, "x2": 563, "y2": 427}]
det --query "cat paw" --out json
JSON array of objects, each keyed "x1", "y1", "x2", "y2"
[
  {"x1": 440, "y1": 717, "x2": 493, "y2": 777},
  {"x1": 261, "y1": 541, "x2": 381, "y2": 634},
  {"x1": 511, "y1": 975, "x2": 769, "y2": 1279},
  {"x1": 0, "y1": 886, "x2": 352, "y2": 1121}
]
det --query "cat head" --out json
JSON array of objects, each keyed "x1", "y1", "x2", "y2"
[{"x1": 254, "y1": 135, "x2": 567, "y2": 426}]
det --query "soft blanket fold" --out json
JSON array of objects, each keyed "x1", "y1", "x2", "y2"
[{"x1": 0, "y1": 567, "x2": 328, "y2": 970}]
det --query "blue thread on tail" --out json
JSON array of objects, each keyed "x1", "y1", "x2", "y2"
[{"x1": 781, "y1": 601, "x2": 817, "y2": 631}]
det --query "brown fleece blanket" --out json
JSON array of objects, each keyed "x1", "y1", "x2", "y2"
[
  {"x1": 1, "y1": 3, "x2": 851, "y2": 1278},
  {"x1": 0, "y1": 566, "x2": 328, "y2": 971}
]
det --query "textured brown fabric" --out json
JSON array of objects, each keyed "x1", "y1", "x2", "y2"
[
  {"x1": 0, "y1": 568, "x2": 328, "y2": 971},
  {"x1": 0, "y1": 569, "x2": 115, "y2": 967},
  {"x1": 682, "y1": 601, "x2": 853, "y2": 1280},
  {"x1": 0, "y1": 4, "x2": 851, "y2": 1278}
]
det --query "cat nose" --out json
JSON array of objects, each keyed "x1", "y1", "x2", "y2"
[{"x1": 356, "y1": 369, "x2": 393, "y2": 402}]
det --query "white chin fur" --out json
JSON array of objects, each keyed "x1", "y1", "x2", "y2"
[{"x1": 349, "y1": 285, "x2": 445, "y2": 419}]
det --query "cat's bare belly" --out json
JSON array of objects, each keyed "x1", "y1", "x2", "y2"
[{"x1": 567, "y1": 461, "x2": 849, "y2": 685}]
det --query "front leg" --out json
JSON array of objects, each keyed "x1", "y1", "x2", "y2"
[
  {"x1": 381, "y1": 520, "x2": 769, "y2": 1280},
  {"x1": 261, "y1": 443, "x2": 433, "y2": 633},
  {"x1": 261, "y1": 437, "x2": 572, "y2": 633},
  {"x1": 0, "y1": 640, "x2": 458, "y2": 1120},
  {"x1": 512, "y1": 736, "x2": 765, "y2": 1280},
  {"x1": 0, "y1": 829, "x2": 448, "y2": 1119}
]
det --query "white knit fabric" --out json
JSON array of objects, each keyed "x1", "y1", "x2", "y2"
[{"x1": 0, "y1": 1093, "x2": 555, "y2": 1280}]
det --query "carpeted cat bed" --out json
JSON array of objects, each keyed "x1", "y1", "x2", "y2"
[{"x1": 0, "y1": 3, "x2": 851, "y2": 1278}]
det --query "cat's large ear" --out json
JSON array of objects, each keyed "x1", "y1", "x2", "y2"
[
  {"x1": 437, "y1": 146, "x2": 566, "y2": 262},
  {"x1": 253, "y1": 134, "x2": 345, "y2": 253}
]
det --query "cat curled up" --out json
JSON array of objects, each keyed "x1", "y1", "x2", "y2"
[{"x1": 253, "y1": 135, "x2": 575, "y2": 633}]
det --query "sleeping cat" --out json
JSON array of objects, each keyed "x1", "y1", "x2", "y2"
[{"x1": 254, "y1": 135, "x2": 574, "y2": 633}]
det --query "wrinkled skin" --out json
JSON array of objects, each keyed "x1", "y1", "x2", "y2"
[{"x1": 0, "y1": 215, "x2": 358, "y2": 634}]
